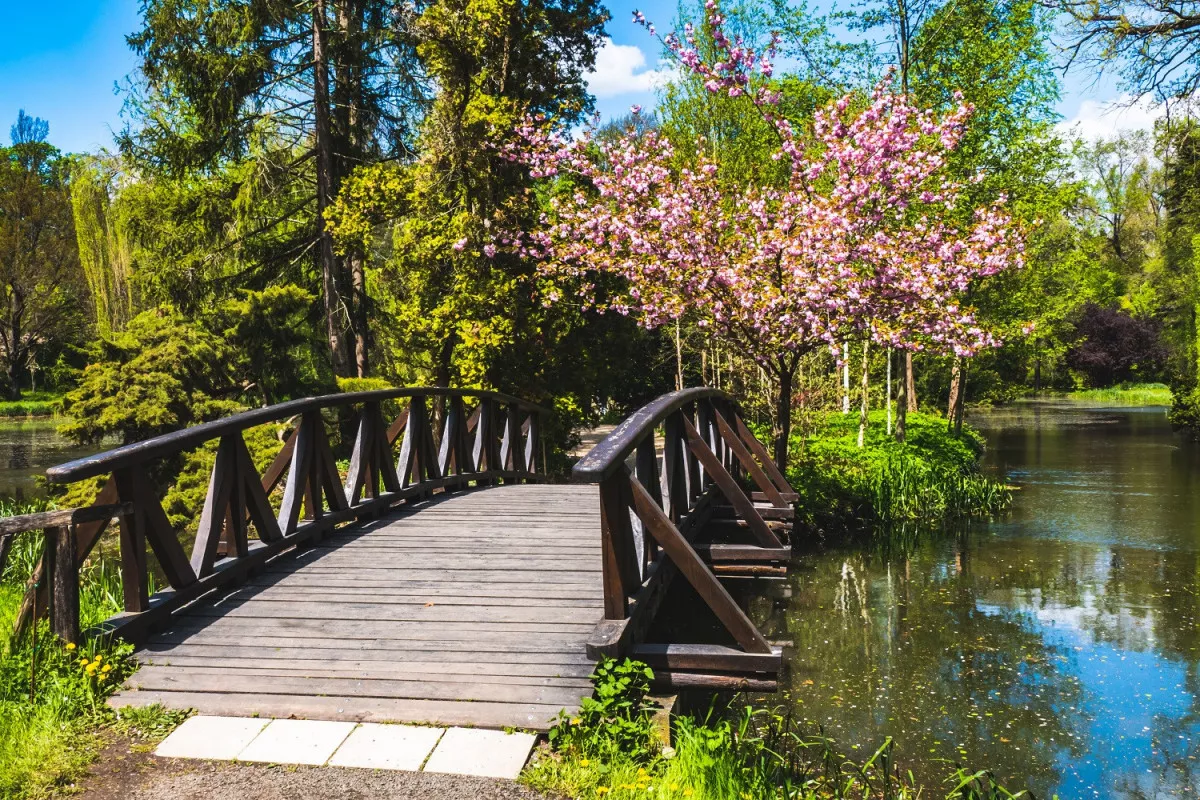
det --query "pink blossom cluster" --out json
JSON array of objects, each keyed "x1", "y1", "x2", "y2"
[{"x1": 502, "y1": 3, "x2": 1024, "y2": 362}]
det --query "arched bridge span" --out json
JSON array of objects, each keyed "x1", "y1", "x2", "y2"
[{"x1": 1, "y1": 387, "x2": 795, "y2": 730}]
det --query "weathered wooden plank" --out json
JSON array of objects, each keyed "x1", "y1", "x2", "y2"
[
  {"x1": 139, "y1": 653, "x2": 595, "y2": 678},
  {"x1": 125, "y1": 670, "x2": 586, "y2": 706},
  {"x1": 191, "y1": 598, "x2": 599, "y2": 625},
  {"x1": 235, "y1": 588, "x2": 601, "y2": 607},
  {"x1": 140, "y1": 641, "x2": 596, "y2": 665},
  {"x1": 149, "y1": 631, "x2": 594, "y2": 654},
  {"x1": 632, "y1": 643, "x2": 782, "y2": 672},
  {"x1": 130, "y1": 663, "x2": 592, "y2": 688}
]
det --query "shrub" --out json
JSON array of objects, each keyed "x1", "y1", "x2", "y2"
[{"x1": 789, "y1": 411, "x2": 1009, "y2": 532}]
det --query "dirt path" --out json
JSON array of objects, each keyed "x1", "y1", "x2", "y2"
[{"x1": 74, "y1": 734, "x2": 556, "y2": 800}]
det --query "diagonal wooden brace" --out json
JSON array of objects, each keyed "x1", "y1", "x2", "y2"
[
  {"x1": 680, "y1": 415, "x2": 783, "y2": 549},
  {"x1": 711, "y1": 408, "x2": 788, "y2": 508},
  {"x1": 626, "y1": 470, "x2": 772, "y2": 654}
]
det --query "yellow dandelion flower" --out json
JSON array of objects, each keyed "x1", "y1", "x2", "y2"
[
  {"x1": 94, "y1": 654, "x2": 102, "y2": 662},
  {"x1": 78, "y1": 658, "x2": 88, "y2": 665},
  {"x1": 570, "y1": 717, "x2": 581, "y2": 725},
  {"x1": 580, "y1": 759, "x2": 590, "y2": 767},
  {"x1": 683, "y1": 790, "x2": 694, "y2": 797},
  {"x1": 670, "y1": 784, "x2": 679, "y2": 791},
  {"x1": 637, "y1": 768, "x2": 648, "y2": 777},
  {"x1": 101, "y1": 664, "x2": 113, "y2": 672},
  {"x1": 65, "y1": 642, "x2": 76, "y2": 650},
  {"x1": 596, "y1": 789, "x2": 609, "y2": 796},
  {"x1": 85, "y1": 663, "x2": 98, "y2": 674}
]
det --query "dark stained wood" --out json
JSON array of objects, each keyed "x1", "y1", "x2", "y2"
[
  {"x1": 651, "y1": 671, "x2": 777, "y2": 692},
  {"x1": 47, "y1": 525, "x2": 80, "y2": 643},
  {"x1": 626, "y1": 470, "x2": 771, "y2": 655},
  {"x1": 48, "y1": 387, "x2": 548, "y2": 484},
  {"x1": 632, "y1": 643, "x2": 782, "y2": 672},
  {"x1": 711, "y1": 408, "x2": 788, "y2": 508},
  {"x1": 108, "y1": 484, "x2": 604, "y2": 731},
  {"x1": 680, "y1": 414, "x2": 783, "y2": 549},
  {"x1": 734, "y1": 414, "x2": 796, "y2": 495}
]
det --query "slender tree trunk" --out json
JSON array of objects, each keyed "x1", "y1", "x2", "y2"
[
  {"x1": 953, "y1": 359, "x2": 967, "y2": 435},
  {"x1": 842, "y1": 342, "x2": 850, "y2": 414},
  {"x1": 674, "y1": 319, "x2": 683, "y2": 391},
  {"x1": 895, "y1": 354, "x2": 908, "y2": 444},
  {"x1": 350, "y1": 251, "x2": 368, "y2": 376},
  {"x1": 435, "y1": 335, "x2": 455, "y2": 389},
  {"x1": 947, "y1": 357, "x2": 962, "y2": 432},
  {"x1": 773, "y1": 361, "x2": 795, "y2": 472},
  {"x1": 313, "y1": 0, "x2": 350, "y2": 377},
  {"x1": 905, "y1": 351, "x2": 917, "y2": 412},
  {"x1": 857, "y1": 340, "x2": 870, "y2": 448},
  {"x1": 886, "y1": 347, "x2": 892, "y2": 436}
]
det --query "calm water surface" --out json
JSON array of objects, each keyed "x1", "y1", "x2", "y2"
[
  {"x1": 761, "y1": 403, "x2": 1200, "y2": 799},
  {"x1": 0, "y1": 419, "x2": 100, "y2": 498}
]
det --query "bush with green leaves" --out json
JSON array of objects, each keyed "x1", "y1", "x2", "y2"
[
  {"x1": 789, "y1": 410, "x2": 1010, "y2": 532},
  {"x1": 548, "y1": 657, "x2": 657, "y2": 760}
]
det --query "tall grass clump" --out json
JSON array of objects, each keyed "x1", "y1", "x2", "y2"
[
  {"x1": 524, "y1": 658, "x2": 1030, "y2": 800},
  {"x1": 0, "y1": 497, "x2": 158, "y2": 799},
  {"x1": 0, "y1": 392, "x2": 63, "y2": 419},
  {"x1": 1065, "y1": 382, "x2": 1170, "y2": 406},
  {"x1": 788, "y1": 410, "x2": 1010, "y2": 533}
]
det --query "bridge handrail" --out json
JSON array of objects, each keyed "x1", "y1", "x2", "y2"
[
  {"x1": 16, "y1": 386, "x2": 552, "y2": 645},
  {"x1": 572, "y1": 387, "x2": 797, "y2": 668},
  {"x1": 572, "y1": 387, "x2": 727, "y2": 483},
  {"x1": 48, "y1": 387, "x2": 548, "y2": 484}
]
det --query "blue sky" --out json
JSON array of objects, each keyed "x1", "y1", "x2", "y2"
[{"x1": 0, "y1": 0, "x2": 1149, "y2": 155}]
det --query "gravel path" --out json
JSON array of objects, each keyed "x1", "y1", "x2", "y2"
[{"x1": 77, "y1": 736, "x2": 559, "y2": 800}]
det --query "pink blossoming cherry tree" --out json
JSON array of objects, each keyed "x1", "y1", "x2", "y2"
[{"x1": 503, "y1": 2, "x2": 1025, "y2": 467}]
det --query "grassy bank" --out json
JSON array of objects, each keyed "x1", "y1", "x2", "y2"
[
  {"x1": 788, "y1": 410, "x2": 1010, "y2": 532},
  {"x1": 0, "y1": 499, "x2": 175, "y2": 798},
  {"x1": 0, "y1": 392, "x2": 63, "y2": 419},
  {"x1": 1063, "y1": 382, "x2": 1170, "y2": 406},
  {"x1": 524, "y1": 658, "x2": 1024, "y2": 800}
]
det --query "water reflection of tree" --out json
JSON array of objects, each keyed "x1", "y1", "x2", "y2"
[{"x1": 772, "y1": 541, "x2": 1086, "y2": 795}]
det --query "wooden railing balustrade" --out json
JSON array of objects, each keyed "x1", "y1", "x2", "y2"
[
  {"x1": 572, "y1": 388, "x2": 798, "y2": 690},
  {"x1": 15, "y1": 388, "x2": 549, "y2": 644}
]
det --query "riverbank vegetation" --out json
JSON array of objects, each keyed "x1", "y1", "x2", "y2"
[
  {"x1": 0, "y1": 392, "x2": 62, "y2": 419},
  {"x1": 791, "y1": 411, "x2": 1011, "y2": 532},
  {"x1": 1063, "y1": 382, "x2": 1172, "y2": 406},
  {"x1": 524, "y1": 658, "x2": 1026, "y2": 800},
  {"x1": 0, "y1": 497, "x2": 181, "y2": 798}
]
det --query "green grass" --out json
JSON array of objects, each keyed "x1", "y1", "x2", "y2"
[
  {"x1": 1063, "y1": 382, "x2": 1171, "y2": 406},
  {"x1": 0, "y1": 392, "x2": 63, "y2": 418},
  {"x1": 0, "y1": 497, "x2": 177, "y2": 799},
  {"x1": 787, "y1": 410, "x2": 1011, "y2": 533},
  {"x1": 524, "y1": 658, "x2": 1029, "y2": 800}
]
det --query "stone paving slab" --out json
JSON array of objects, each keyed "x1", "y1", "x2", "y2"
[
  {"x1": 423, "y1": 727, "x2": 538, "y2": 779},
  {"x1": 237, "y1": 719, "x2": 357, "y2": 765},
  {"x1": 327, "y1": 722, "x2": 444, "y2": 771},
  {"x1": 150, "y1": 716, "x2": 537, "y2": 778},
  {"x1": 154, "y1": 716, "x2": 270, "y2": 761}
]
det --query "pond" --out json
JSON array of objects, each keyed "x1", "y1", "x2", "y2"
[
  {"x1": 0, "y1": 418, "x2": 103, "y2": 499},
  {"x1": 759, "y1": 402, "x2": 1200, "y2": 798}
]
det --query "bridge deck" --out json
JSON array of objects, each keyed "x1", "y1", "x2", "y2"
[{"x1": 110, "y1": 484, "x2": 603, "y2": 731}]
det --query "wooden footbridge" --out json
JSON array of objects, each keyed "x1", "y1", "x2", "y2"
[{"x1": 3, "y1": 387, "x2": 796, "y2": 730}]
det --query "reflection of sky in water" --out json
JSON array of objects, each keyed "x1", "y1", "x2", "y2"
[{"x1": 769, "y1": 404, "x2": 1200, "y2": 798}]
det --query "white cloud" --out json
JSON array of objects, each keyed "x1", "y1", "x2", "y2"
[
  {"x1": 1058, "y1": 94, "x2": 1168, "y2": 142},
  {"x1": 586, "y1": 38, "x2": 673, "y2": 99}
]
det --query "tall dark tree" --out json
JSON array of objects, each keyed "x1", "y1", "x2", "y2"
[
  {"x1": 121, "y1": 0, "x2": 426, "y2": 377},
  {"x1": 0, "y1": 112, "x2": 87, "y2": 399},
  {"x1": 326, "y1": 0, "x2": 607, "y2": 395}
]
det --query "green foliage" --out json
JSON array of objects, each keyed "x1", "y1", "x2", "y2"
[
  {"x1": 60, "y1": 285, "x2": 319, "y2": 448},
  {"x1": 527, "y1": 665, "x2": 1029, "y2": 799},
  {"x1": 336, "y1": 376, "x2": 395, "y2": 393},
  {"x1": 0, "y1": 392, "x2": 62, "y2": 418},
  {"x1": 1066, "y1": 382, "x2": 1171, "y2": 406},
  {"x1": 60, "y1": 307, "x2": 242, "y2": 447},
  {"x1": 0, "y1": 511, "x2": 147, "y2": 800},
  {"x1": 548, "y1": 658, "x2": 657, "y2": 759},
  {"x1": 789, "y1": 411, "x2": 1010, "y2": 530}
]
